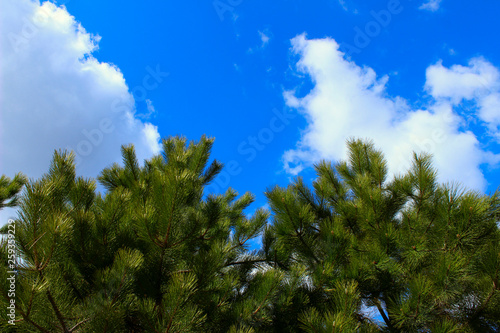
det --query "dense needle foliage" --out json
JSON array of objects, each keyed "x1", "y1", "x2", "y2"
[
  {"x1": 1, "y1": 136, "x2": 499, "y2": 332},
  {"x1": 262, "y1": 139, "x2": 500, "y2": 332}
]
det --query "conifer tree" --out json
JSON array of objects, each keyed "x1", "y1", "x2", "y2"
[
  {"x1": 263, "y1": 139, "x2": 500, "y2": 332},
  {"x1": 1, "y1": 136, "x2": 499, "y2": 332},
  {"x1": 96, "y1": 135, "x2": 271, "y2": 332},
  {"x1": 0, "y1": 136, "x2": 270, "y2": 332}
]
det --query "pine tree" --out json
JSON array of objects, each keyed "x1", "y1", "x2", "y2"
[
  {"x1": 0, "y1": 136, "x2": 269, "y2": 332},
  {"x1": 96, "y1": 135, "x2": 270, "y2": 332},
  {"x1": 1, "y1": 137, "x2": 499, "y2": 332},
  {"x1": 263, "y1": 139, "x2": 500, "y2": 332}
]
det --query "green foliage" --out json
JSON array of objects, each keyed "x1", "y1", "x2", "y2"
[
  {"x1": 0, "y1": 136, "x2": 268, "y2": 332},
  {"x1": 263, "y1": 139, "x2": 500, "y2": 332},
  {"x1": 0, "y1": 136, "x2": 498, "y2": 332},
  {"x1": 0, "y1": 172, "x2": 27, "y2": 210}
]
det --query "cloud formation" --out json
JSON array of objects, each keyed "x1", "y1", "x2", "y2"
[
  {"x1": 425, "y1": 59, "x2": 500, "y2": 137},
  {"x1": 0, "y1": 0, "x2": 161, "y2": 183},
  {"x1": 248, "y1": 29, "x2": 272, "y2": 53},
  {"x1": 259, "y1": 30, "x2": 270, "y2": 48},
  {"x1": 283, "y1": 34, "x2": 500, "y2": 191},
  {"x1": 419, "y1": 0, "x2": 442, "y2": 12},
  {"x1": 0, "y1": 0, "x2": 163, "y2": 223}
]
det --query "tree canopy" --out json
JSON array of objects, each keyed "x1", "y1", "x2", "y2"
[
  {"x1": 263, "y1": 139, "x2": 500, "y2": 332},
  {"x1": 1, "y1": 136, "x2": 499, "y2": 332}
]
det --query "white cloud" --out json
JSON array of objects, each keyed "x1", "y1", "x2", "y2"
[
  {"x1": 419, "y1": 0, "x2": 442, "y2": 12},
  {"x1": 142, "y1": 123, "x2": 161, "y2": 155},
  {"x1": 146, "y1": 99, "x2": 156, "y2": 116},
  {"x1": 337, "y1": 0, "x2": 358, "y2": 14},
  {"x1": 425, "y1": 58, "x2": 500, "y2": 136},
  {"x1": 425, "y1": 58, "x2": 499, "y2": 102},
  {"x1": 0, "y1": 0, "x2": 162, "y2": 222},
  {"x1": 283, "y1": 34, "x2": 500, "y2": 191},
  {"x1": 338, "y1": 0, "x2": 348, "y2": 12},
  {"x1": 259, "y1": 30, "x2": 270, "y2": 47},
  {"x1": 137, "y1": 99, "x2": 157, "y2": 120},
  {"x1": 248, "y1": 29, "x2": 272, "y2": 53}
]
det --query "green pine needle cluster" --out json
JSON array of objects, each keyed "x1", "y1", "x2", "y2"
[{"x1": 1, "y1": 136, "x2": 499, "y2": 332}]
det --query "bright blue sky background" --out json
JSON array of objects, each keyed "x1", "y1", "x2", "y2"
[
  {"x1": 63, "y1": 0, "x2": 500, "y2": 205},
  {"x1": 1, "y1": 0, "x2": 500, "y2": 221}
]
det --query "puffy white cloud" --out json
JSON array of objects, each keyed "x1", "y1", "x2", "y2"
[
  {"x1": 283, "y1": 34, "x2": 499, "y2": 191},
  {"x1": 425, "y1": 59, "x2": 499, "y2": 102},
  {"x1": 425, "y1": 58, "x2": 500, "y2": 136},
  {"x1": 0, "y1": 0, "x2": 162, "y2": 223},
  {"x1": 142, "y1": 123, "x2": 162, "y2": 155},
  {"x1": 419, "y1": 0, "x2": 442, "y2": 12},
  {"x1": 0, "y1": 0, "x2": 162, "y2": 178}
]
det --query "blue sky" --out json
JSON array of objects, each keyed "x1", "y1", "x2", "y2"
[{"x1": 1, "y1": 0, "x2": 500, "y2": 222}]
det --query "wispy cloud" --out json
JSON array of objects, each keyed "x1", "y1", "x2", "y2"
[
  {"x1": 137, "y1": 99, "x2": 157, "y2": 120},
  {"x1": 338, "y1": 0, "x2": 348, "y2": 12},
  {"x1": 248, "y1": 29, "x2": 272, "y2": 53},
  {"x1": 419, "y1": 0, "x2": 442, "y2": 12},
  {"x1": 259, "y1": 30, "x2": 270, "y2": 48},
  {"x1": 337, "y1": 0, "x2": 358, "y2": 14}
]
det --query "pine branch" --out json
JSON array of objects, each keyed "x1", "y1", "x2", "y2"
[
  {"x1": 283, "y1": 203, "x2": 320, "y2": 264},
  {"x1": 373, "y1": 298, "x2": 393, "y2": 331},
  {"x1": 69, "y1": 318, "x2": 91, "y2": 332},
  {"x1": 225, "y1": 259, "x2": 268, "y2": 267},
  {"x1": 46, "y1": 289, "x2": 69, "y2": 332},
  {"x1": 470, "y1": 279, "x2": 498, "y2": 321},
  {"x1": 19, "y1": 313, "x2": 52, "y2": 333}
]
